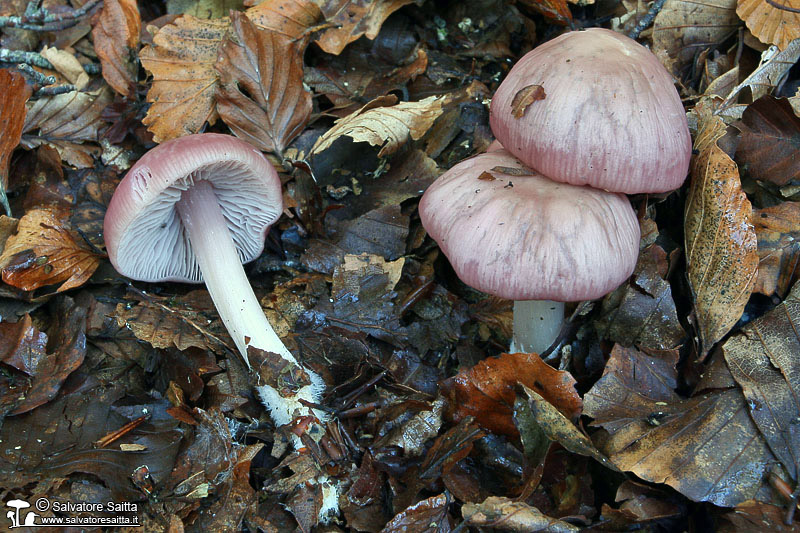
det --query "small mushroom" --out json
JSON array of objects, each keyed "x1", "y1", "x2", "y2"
[
  {"x1": 103, "y1": 133, "x2": 324, "y2": 426},
  {"x1": 6, "y1": 499, "x2": 30, "y2": 528},
  {"x1": 419, "y1": 149, "x2": 640, "y2": 354},
  {"x1": 490, "y1": 28, "x2": 691, "y2": 194}
]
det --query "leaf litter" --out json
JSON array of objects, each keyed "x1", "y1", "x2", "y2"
[{"x1": 2, "y1": 0, "x2": 800, "y2": 531}]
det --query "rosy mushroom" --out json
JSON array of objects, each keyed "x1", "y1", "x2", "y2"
[
  {"x1": 419, "y1": 149, "x2": 640, "y2": 354},
  {"x1": 490, "y1": 28, "x2": 691, "y2": 194},
  {"x1": 103, "y1": 133, "x2": 324, "y2": 426}
]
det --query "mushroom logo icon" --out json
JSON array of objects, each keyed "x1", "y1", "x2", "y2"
[{"x1": 4, "y1": 499, "x2": 38, "y2": 528}]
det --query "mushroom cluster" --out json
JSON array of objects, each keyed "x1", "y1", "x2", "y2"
[{"x1": 420, "y1": 28, "x2": 691, "y2": 354}]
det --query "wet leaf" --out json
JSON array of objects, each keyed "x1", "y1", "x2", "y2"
[
  {"x1": 140, "y1": 15, "x2": 227, "y2": 142},
  {"x1": 585, "y1": 346, "x2": 775, "y2": 507},
  {"x1": 0, "y1": 207, "x2": 102, "y2": 292},
  {"x1": 597, "y1": 243, "x2": 685, "y2": 351},
  {"x1": 382, "y1": 493, "x2": 452, "y2": 533},
  {"x1": 520, "y1": 385, "x2": 617, "y2": 471},
  {"x1": 516, "y1": 0, "x2": 573, "y2": 25},
  {"x1": 315, "y1": 0, "x2": 415, "y2": 55},
  {"x1": 311, "y1": 95, "x2": 445, "y2": 158},
  {"x1": 0, "y1": 69, "x2": 31, "y2": 216},
  {"x1": 723, "y1": 281, "x2": 800, "y2": 479},
  {"x1": 753, "y1": 201, "x2": 800, "y2": 296},
  {"x1": 462, "y1": 496, "x2": 580, "y2": 532},
  {"x1": 737, "y1": 0, "x2": 800, "y2": 50},
  {"x1": 91, "y1": 0, "x2": 141, "y2": 97},
  {"x1": 685, "y1": 105, "x2": 758, "y2": 358},
  {"x1": 114, "y1": 289, "x2": 234, "y2": 354},
  {"x1": 736, "y1": 95, "x2": 800, "y2": 186},
  {"x1": 441, "y1": 352, "x2": 582, "y2": 438},
  {"x1": 22, "y1": 87, "x2": 112, "y2": 167},
  {"x1": 652, "y1": 0, "x2": 739, "y2": 74},
  {"x1": 720, "y1": 500, "x2": 800, "y2": 532},
  {"x1": 215, "y1": 11, "x2": 312, "y2": 156}
]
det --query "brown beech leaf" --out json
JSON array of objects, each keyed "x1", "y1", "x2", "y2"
[
  {"x1": 91, "y1": 0, "x2": 141, "y2": 97},
  {"x1": 597, "y1": 243, "x2": 685, "y2": 351},
  {"x1": 462, "y1": 496, "x2": 580, "y2": 532},
  {"x1": 215, "y1": 11, "x2": 312, "y2": 156},
  {"x1": 516, "y1": 0, "x2": 573, "y2": 25},
  {"x1": 723, "y1": 281, "x2": 800, "y2": 480},
  {"x1": 440, "y1": 352, "x2": 582, "y2": 438},
  {"x1": 736, "y1": 96, "x2": 800, "y2": 186},
  {"x1": 114, "y1": 290, "x2": 233, "y2": 353},
  {"x1": 245, "y1": 0, "x2": 323, "y2": 37},
  {"x1": 753, "y1": 202, "x2": 800, "y2": 296},
  {"x1": 685, "y1": 106, "x2": 758, "y2": 358},
  {"x1": 737, "y1": 0, "x2": 800, "y2": 50},
  {"x1": 21, "y1": 87, "x2": 112, "y2": 168},
  {"x1": 721, "y1": 501, "x2": 800, "y2": 532},
  {"x1": 0, "y1": 207, "x2": 102, "y2": 292},
  {"x1": 652, "y1": 0, "x2": 739, "y2": 75},
  {"x1": 382, "y1": 493, "x2": 452, "y2": 533},
  {"x1": 140, "y1": 15, "x2": 227, "y2": 142},
  {"x1": 167, "y1": 0, "x2": 245, "y2": 18},
  {"x1": 511, "y1": 84, "x2": 546, "y2": 118},
  {"x1": 311, "y1": 95, "x2": 444, "y2": 158},
  {"x1": 585, "y1": 346, "x2": 775, "y2": 507},
  {"x1": 0, "y1": 69, "x2": 31, "y2": 216},
  {"x1": 314, "y1": 0, "x2": 415, "y2": 55}
]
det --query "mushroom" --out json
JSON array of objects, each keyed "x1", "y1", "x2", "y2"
[
  {"x1": 6, "y1": 499, "x2": 30, "y2": 528},
  {"x1": 103, "y1": 133, "x2": 324, "y2": 426},
  {"x1": 490, "y1": 28, "x2": 691, "y2": 194},
  {"x1": 418, "y1": 149, "x2": 640, "y2": 354}
]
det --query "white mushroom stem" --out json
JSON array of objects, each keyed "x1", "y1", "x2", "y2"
[
  {"x1": 176, "y1": 180, "x2": 325, "y2": 427},
  {"x1": 510, "y1": 300, "x2": 565, "y2": 355}
]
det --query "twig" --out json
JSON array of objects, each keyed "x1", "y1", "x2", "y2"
[
  {"x1": 35, "y1": 83, "x2": 76, "y2": 97},
  {"x1": 627, "y1": 0, "x2": 667, "y2": 40},
  {"x1": 0, "y1": 0, "x2": 102, "y2": 32},
  {"x1": 1, "y1": 48, "x2": 102, "y2": 74},
  {"x1": 15, "y1": 62, "x2": 55, "y2": 86}
]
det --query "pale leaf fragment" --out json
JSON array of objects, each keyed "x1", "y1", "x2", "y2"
[
  {"x1": 311, "y1": 95, "x2": 444, "y2": 157},
  {"x1": 462, "y1": 496, "x2": 580, "y2": 532},
  {"x1": 721, "y1": 40, "x2": 800, "y2": 110}
]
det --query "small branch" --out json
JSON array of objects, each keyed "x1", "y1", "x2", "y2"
[
  {"x1": 627, "y1": 0, "x2": 667, "y2": 40},
  {"x1": 1, "y1": 48, "x2": 101, "y2": 75},
  {"x1": 35, "y1": 83, "x2": 77, "y2": 97},
  {"x1": 0, "y1": 0, "x2": 102, "y2": 32},
  {"x1": 15, "y1": 62, "x2": 55, "y2": 86}
]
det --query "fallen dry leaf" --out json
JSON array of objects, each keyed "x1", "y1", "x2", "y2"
[
  {"x1": 721, "y1": 40, "x2": 800, "y2": 113},
  {"x1": 22, "y1": 86, "x2": 112, "y2": 168},
  {"x1": 314, "y1": 0, "x2": 415, "y2": 55},
  {"x1": 753, "y1": 202, "x2": 800, "y2": 296},
  {"x1": 510, "y1": 84, "x2": 546, "y2": 118},
  {"x1": 40, "y1": 46, "x2": 89, "y2": 88},
  {"x1": 736, "y1": 96, "x2": 800, "y2": 186},
  {"x1": 168, "y1": 0, "x2": 246, "y2": 18},
  {"x1": 652, "y1": 0, "x2": 739, "y2": 74},
  {"x1": 0, "y1": 69, "x2": 31, "y2": 216},
  {"x1": 723, "y1": 281, "x2": 800, "y2": 480},
  {"x1": 684, "y1": 104, "x2": 758, "y2": 358},
  {"x1": 91, "y1": 0, "x2": 141, "y2": 97},
  {"x1": 311, "y1": 95, "x2": 444, "y2": 158},
  {"x1": 585, "y1": 345, "x2": 775, "y2": 507},
  {"x1": 0, "y1": 207, "x2": 102, "y2": 292},
  {"x1": 140, "y1": 15, "x2": 227, "y2": 142},
  {"x1": 114, "y1": 289, "x2": 234, "y2": 354},
  {"x1": 215, "y1": 11, "x2": 312, "y2": 156},
  {"x1": 440, "y1": 352, "x2": 582, "y2": 437},
  {"x1": 737, "y1": 0, "x2": 800, "y2": 50},
  {"x1": 246, "y1": 0, "x2": 324, "y2": 38},
  {"x1": 720, "y1": 500, "x2": 800, "y2": 532},
  {"x1": 462, "y1": 496, "x2": 580, "y2": 532}
]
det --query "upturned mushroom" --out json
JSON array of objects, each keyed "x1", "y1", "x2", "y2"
[
  {"x1": 490, "y1": 28, "x2": 691, "y2": 194},
  {"x1": 419, "y1": 149, "x2": 640, "y2": 354},
  {"x1": 103, "y1": 134, "x2": 324, "y2": 426}
]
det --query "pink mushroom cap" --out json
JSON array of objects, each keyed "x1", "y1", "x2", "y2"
[
  {"x1": 419, "y1": 149, "x2": 640, "y2": 301},
  {"x1": 490, "y1": 28, "x2": 691, "y2": 194},
  {"x1": 104, "y1": 133, "x2": 283, "y2": 283}
]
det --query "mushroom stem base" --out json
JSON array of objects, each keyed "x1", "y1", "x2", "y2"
[
  {"x1": 511, "y1": 299, "x2": 564, "y2": 355},
  {"x1": 177, "y1": 180, "x2": 325, "y2": 425}
]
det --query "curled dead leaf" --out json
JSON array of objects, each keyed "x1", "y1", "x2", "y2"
[
  {"x1": 753, "y1": 201, "x2": 800, "y2": 296},
  {"x1": 314, "y1": 0, "x2": 415, "y2": 55},
  {"x1": 510, "y1": 84, "x2": 546, "y2": 119},
  {"x1": 91, "y1": 0, "x2": 141, "y2": 97},
  {"x1": 0, "y1": 69, "x2": 31, "y2": 216}
]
